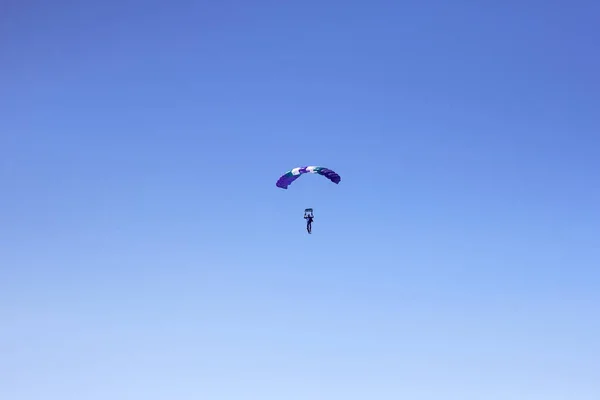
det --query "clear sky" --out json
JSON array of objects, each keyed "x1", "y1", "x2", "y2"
[{"x1": 1, "y1": 1, "x2": 599, "y2": 399}]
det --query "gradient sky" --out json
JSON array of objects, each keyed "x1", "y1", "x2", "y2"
[{"x1": 1, "y1": 1, "x2": 599, "y2": 399}]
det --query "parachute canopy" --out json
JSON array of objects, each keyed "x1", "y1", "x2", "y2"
[{"x1": 276, "y1": 166, "x2": 341, "y2": 189}]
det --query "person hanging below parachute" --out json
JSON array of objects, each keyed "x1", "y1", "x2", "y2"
[
  {"x1": 276, "y1": 166, "x2": 341, "y2": 234},
  {"x1": 304, "y1": 208, "x2": 314, "y2": 234}
]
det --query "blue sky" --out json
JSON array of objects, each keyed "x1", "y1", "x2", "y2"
[{"x1": 1, "y1": 1, "x2": 599, "y2": 399}]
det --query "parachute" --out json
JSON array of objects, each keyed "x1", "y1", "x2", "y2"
[{"x1": 276, "y1": 166, "x2": 341, "y2": 189}]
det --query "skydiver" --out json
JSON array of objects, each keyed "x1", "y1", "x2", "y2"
[{"x1": 304, "y1": 211, "x2": 314, "y2": 234}]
